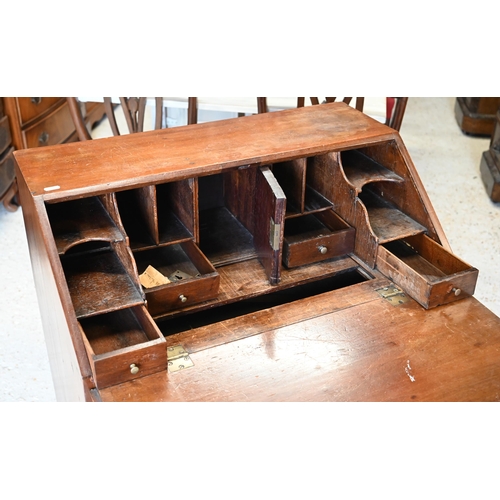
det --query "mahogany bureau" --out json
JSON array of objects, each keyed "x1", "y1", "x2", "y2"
[{"x1": 14, "y1": 103, "x2": 500, "y2": 402}]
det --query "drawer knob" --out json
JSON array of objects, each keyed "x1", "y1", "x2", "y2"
[
  {"x1": 39, "y1": 131, "x2": 49, "y2": 145},
  {"x1": 130, "y1": 364, "x2": 140, "y2": 375},
  {"x1": 31, "y1": 97, "x2": 42, "y2": 105},
  {"x1": 179, "y1": 294, "x2": 188, "y2": 303},
  {"x1": 452, "y1": 287, "x2": 461, "y2": 296},
  {"x1": 318, "y1": 245, "x2": 328, "y2": 255}
]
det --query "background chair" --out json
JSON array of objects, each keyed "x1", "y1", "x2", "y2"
[
  {"x1": 69, "y1": 97, "x2": 408, "y2": 140},
  {"x1": 67, "y1": 97, "x2": 199, "y2": 141}
]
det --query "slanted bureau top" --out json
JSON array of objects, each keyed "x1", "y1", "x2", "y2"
[{"x1": 14, "y1": 102, "x2": 395, "y2": 202}]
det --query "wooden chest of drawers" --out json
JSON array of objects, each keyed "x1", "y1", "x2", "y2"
[
  {"x1": 0, "y1": 100, "x2": 16, "y2": 210},
  {"x1": 4, "y1": 97, "x2": 76, "y2": 150},
  {"x1": 3, "y1": 97, "x2": 104, "y2": 150},
  {"x1": 1, "y1": 97, "x2": 105, "y2": 209},
  {"x1": 455, "y1": 97, "x2": 500, "y2": 136},
  {"x1": 14, "y1": 103, "x2": 500, "y2": 402}
]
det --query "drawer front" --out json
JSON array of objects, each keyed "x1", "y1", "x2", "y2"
[
  {"x1": 282, "y1": 211, "x2": 355, "y2": 269},
  {"x1": 283, "y1": 229, "x2": 355, "y2": 268},
  {"x1": 376, "y1": 235, "x2": 478, "y2": 309},
  {"x1": 0, "y1": 115, "x2": 12, "y2": 156},
  {"x1": 0, "y1": 147, "x2": 15, "y2": 198},
  {"x1": 92, "y1": 339, "x2": 167, "y2": 389},
  {"x1": 134, "y1": 240, "x2": 221, "y2": 316},
  {"x1": 79, "y1": 305, "x2": 168, "y2": 389},
  {"x1": 17, "y1": 97, "x2": 63, "y2": 125},
  {"x1": 22, "y1": 100, "x2": 76, "y2": 148},
  {"x1": 146, "y1": 272, "x2": 220, "y2": 316}
]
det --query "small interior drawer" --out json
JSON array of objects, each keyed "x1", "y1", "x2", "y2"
[
  {"x1": 0, "y1": 115, "x2": 12, "y2": 156},
  {"x1": 134, "y1": 240, "x2": 220, "y2": 316},
  {"x1": 22, "y1": 100, "x2": 75, "y2": 148},
  {"x1": 17, "y1": 97, "x2": 63, "y2": 125},
  {"x1": 283, "y1": 210, "x2": 355, "y2": 268},
  {"x1": 78, "y1": 305, "x2": 167, "y2": 389},
  {"x1": 376, "y1": 233, "x2": 478, "y2": 309}
]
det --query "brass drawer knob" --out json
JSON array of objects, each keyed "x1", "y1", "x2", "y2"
[
  {"x1": 179, "y1": 294, "x2": 188, "y2": 303},
  {"x1": 130, "y1": 364, "x2": 140, "y2": 375},
  {"x1": 318, "y1": 245, "x2": 328, "y2": 255}
]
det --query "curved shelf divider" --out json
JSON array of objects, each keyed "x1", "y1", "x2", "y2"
[
  {"x1": 340, "y1": 149, "x2": 404, "y2": 194},
  {"x1": 47, "y1": 196, "x2": 125, "y2": 255}
]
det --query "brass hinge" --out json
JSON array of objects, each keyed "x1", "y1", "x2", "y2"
[
  {"x1": 376, "y1": 285, "x2": 409, "y2": 306},
  {"x1": 167, "y1": 345, "x2": 194, "y2": 373},
  {"x1": 269, "y1": 217, "x2": 281, "y2": 251}
]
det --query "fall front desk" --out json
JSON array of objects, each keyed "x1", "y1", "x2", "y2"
[{"x1": 14, "y1": 103, "x2": 500, "y2": 402}]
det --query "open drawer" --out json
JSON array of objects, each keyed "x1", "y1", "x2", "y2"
[
  {"x1": 376, "y1": 233, "x2": 479, "y2": 309},
  {"x1": 282, "y1": 210, "x2": 355, "y2": 268},
  {"x1": 134, "y1": 240, "x2": 220, "y2": 316},
  {"x1": 78, "y1": 305, "x2": 167, "y2": 389}
]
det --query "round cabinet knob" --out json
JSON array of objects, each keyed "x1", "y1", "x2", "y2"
[
  {"x1": 452, "y1": 287, "x2": 462, "y2": 297},
  {"x1": 318, "y1": 245, "x2": 328, "y2": 255},
  {"x1": 130, "y1": 364, "x2": 140, "y2": 375},
  {"x1": 31, "y1": 97, "x2": 42, "y2": 105},
  {"x1": 39, "y1": 131, "x2": 49, "y2": 145},
  {"x1": 179, "y1": 294, "x2": 188, "y2": 303}
]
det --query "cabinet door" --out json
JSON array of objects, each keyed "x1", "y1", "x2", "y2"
[{"x1": 254, "y1": 166, "x2": 286, "y2": 285}]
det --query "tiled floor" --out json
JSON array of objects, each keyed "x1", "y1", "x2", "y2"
[{"x1": 1, "y1": 97, "x2": 498, "y2": 402}]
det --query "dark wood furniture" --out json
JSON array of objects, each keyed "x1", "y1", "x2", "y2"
[
  {"x1": 1, "y1": 97, "x2": 105, "y2": 210},
  {"x1": 0, "y1": 99, "x2": 17, "y2": 211},
  {"x1": 14, "y1": 103, "x2": 500, "y2": 402},
  {"x1": 455, "y1": 97, "x2": 500, "y2": 136},
  {"x1": 480, "y1": 110, "x2": 500, "y2": 202}
]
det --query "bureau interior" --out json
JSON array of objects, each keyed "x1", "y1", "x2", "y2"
[
  {"x1": 157, "y1": 267, "x2": 369, "y2": 336},
  {"x1": 272, "y1": 157, "x2": 333, "y2": 216},
  {"x1": 198, "y1": 169, "x2": 259, "y2": 267},
  {"x1": 59, "y1": 240, "x2": 145, "y2": 319},
  {"x1": 115, "y1": 179, "x2": 197, "y2": 251}
]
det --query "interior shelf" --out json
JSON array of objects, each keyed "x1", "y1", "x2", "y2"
[
  {"x1": 359, "y1": 189, "x2": 426, "y2": 243},
  {"x1": 156, "y1": 180, "x2": 196, "y2": 246},
  {"x1": 116, "y1": 180, "x2": 195, "y2": 251},
  {"x1": 115, "y1": 189, "x2": 157, "y2": 249},
  {"x1": 156, "y1": 204, "x2": 194, "y2": 246},
  {"x1": 46, "y1": 197, "x2": 125, "y2": 255},
  {"x1": 271, "y1": 157, "x2": 333, "y2": 218},
  {"x1": 285, "y1": 186, "x2": 333, "y2": 218},
  {"x1": 199, "y1": 206, "x2": 256, "y2": 267},
  {"x1": 341, "y1": 149, "x2": 404, "y2": 193},
  {"x1": 62, "y1": 245, "x2": 144, "y2": 319}
]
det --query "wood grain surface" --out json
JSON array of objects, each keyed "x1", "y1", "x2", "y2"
[
  {"x1": 100, "y1": 279, "x2": 500, "y2": 402},
  {"x1": 15, "y1": 103, "x2": 394, "y2": 201}
]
